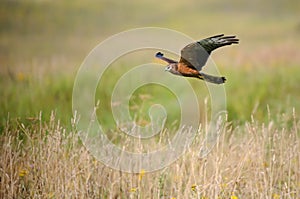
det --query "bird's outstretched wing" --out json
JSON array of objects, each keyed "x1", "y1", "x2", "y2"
[
  {"x1": 155, "y1": 52, "x2": 177, "y2": 64},
  {"x1": 179, "y1": 34, "x2": 239, "y2": 71}
]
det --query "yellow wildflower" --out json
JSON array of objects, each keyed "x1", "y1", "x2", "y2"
[
  {"x1": 191, "y1": 184, "x2": 197, "y2": 191},
  {"x1": 272, "y1": 193, "x2": 280, "y2": 199},
  {"x1": 19, "y1": 168, "x2": 29, "y2": 177},
  {"x1": 139, "y1": 169, "x2": 145, "y2": 181},
  {"x1": 231, "y1": 193, "x2": 238, "y2": 199},
  {"x1": 130, "y1": 188, "x2": 137, "y2": 193}
]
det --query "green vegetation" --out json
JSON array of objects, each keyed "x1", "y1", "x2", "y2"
[{"x1": 0, "y1": 0, "x2": 300, "y2": 198}]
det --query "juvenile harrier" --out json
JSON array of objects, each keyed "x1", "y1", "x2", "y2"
[{"x1": 156, "y1": 34, "x2": 239, "y2": 84}]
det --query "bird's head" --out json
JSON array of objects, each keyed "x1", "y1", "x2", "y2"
[{"x1": 165, "y1": 63, "x2": 179, "y2": 75}]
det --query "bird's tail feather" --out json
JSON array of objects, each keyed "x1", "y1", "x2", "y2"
[{"x1": 199, "y1": 72, "x2": 226, "y2": 84}]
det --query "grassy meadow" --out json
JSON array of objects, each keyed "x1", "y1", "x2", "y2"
[{"x1": 1, "y1": 0, "x2": 300, "y2": 198}]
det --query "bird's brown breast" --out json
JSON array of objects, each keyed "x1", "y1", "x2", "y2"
[{"x1": 177, "y1": 63, "x2": 200, "y2": 77}]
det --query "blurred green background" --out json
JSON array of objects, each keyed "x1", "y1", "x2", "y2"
[{"x1": 1, "y1": 0, "x2": 300, "y2": 128}]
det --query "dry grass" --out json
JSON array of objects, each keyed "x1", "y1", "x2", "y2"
[
  {"x1": 1, "y1": 111, "x2": 299, "y2": 198},
  {"x1": 1, "y1": 1, "x2": 300, "y2": 198}
]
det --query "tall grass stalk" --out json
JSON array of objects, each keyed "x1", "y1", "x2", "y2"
[{"x1": 1, "y1": 111, "x2": 299, "y2": 198}]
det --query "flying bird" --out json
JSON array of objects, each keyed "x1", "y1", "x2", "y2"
[{"x1": 156, "y1": 34, "x2": 239, "y2": 84}]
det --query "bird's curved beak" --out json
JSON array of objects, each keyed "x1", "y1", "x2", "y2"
[{"x1": 164, "y1": 66, "x2": 168, "y2": 71}]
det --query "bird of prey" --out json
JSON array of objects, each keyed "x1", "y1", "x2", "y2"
[{"x1": 156, "y1": 34, "x2": 239, "y2": 84}]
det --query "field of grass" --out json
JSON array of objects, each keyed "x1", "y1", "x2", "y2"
[
  {"x1": 1, "y1": 0, "x2": 300, "y2": 198},
  {"x1": 1, "y1": 112, "x2": 299, "y2": 198}
]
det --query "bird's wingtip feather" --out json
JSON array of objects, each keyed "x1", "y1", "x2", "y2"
[
  {"x1": 210, "y1": 33, "x2": 225, "y2": 38},
  {"x1": 155, "y1": 52, "x2": 164, "y2": 57}
]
